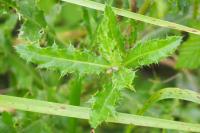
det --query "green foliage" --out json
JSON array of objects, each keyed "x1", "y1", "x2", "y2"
[
  {"x1": 124, "y1": 36, "x2": 182, "y2": 68},
  {"x1": 168, "y1": 0, "x2": 191, "y2": 14},
  {"x1": 17, "y1": 0, "x2": 47, "y2": 42},
  {"x1": 63, "y1": 0, "x2": 200, "y2": 35},
  {"x1": 19, "y1": 20, "x2": 44, "y2": 42},
  {"x1": 0, "y1": 13, "x2": 44, "y2": 89},
  {"x1": 15, "y1": 4, "x2": 185, "y2": 129},
  {"x1": 177, "y1": 37, "x2": 200, "y2": 69},
  {"x1": 112, "y1": 68, "x2": 135, "y2": 91},
  {"x1": 1, "y1": 94, "x2": 200, "y2": 132},
  {"x1": 16, "y1": 44, "x2": 109, "y2": 76},
  {"x1": 177, "y1": 20, "x2": 200, "y2": 69},
  {"x1": 68, "y1": 76, "x2": 83, "y2": 133},
  {"x1": 0, "y1": 0, "x2": 200, "y2": 132},
  {"x1": 90, "y1": 5, "x2": 136, "y2": 128}
]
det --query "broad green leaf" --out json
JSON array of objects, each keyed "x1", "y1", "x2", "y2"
[
  {"x1": 15, "y1": 44, "x2": 110, "y2": 75},
  {"x1": 96, "y1": 5, "x2": 124, "y2": 64},
  {"x1": 176, "y1": 37, "x2": 200, "y2": 69},
  {"x1": 90, "y1": 68, "x2": 135, "y2": 128},
  {"x1": 137, "y1": 88, "x2": 200, "y2": 115},
  {"x1": 124, "y1": 36, "x2": 182, "y2": 68},
  {"x1": 1, "y1": 95, "x2": 200, "y2": 132}
]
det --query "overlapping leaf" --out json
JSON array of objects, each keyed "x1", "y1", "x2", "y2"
[
  {"x1": 15, "y1": 44, "x2": 110, "y2": 76},
  {"x1": 124, "y1": 36, "x2": 182, "y2": 68}
]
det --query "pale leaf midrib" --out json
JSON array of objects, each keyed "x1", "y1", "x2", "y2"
[{"x1": 30, "y1": 51, "x2": 111, "y2": 69}]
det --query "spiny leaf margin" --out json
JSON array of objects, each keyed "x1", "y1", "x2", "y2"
[
  {"x1": 124, "y1": 36, "x2": 182, "y2": 68},
  {"x1": 90, "y1": 68, "x2": 135, "y2": 128},
  {"x1": 15, "y1": 44, "x2": 110, "y2": 76}
]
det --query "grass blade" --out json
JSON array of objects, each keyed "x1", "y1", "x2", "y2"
[
  {"x1": 0, "y1": 95, "x2": 200, "y2": 132},
  {"x1": 61, "y1": 0, "x2": 200, "y2": 35},
  {"x1": 138, "y1": 87, "x2": 200, "y2": 115},
  {"x1": 68, "y1": 76, "x2": 82, "y2": 133}
]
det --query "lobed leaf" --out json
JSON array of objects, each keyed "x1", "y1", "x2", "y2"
[
  {"x1": 90, "y1": 83, "x2": 121, "y2": 128},
  {"x1": 124, "y1": 36, "x2": 182, "y2": 68},
  {"x1": 90, "y1": 68, "x2": 135, "y2": 128},
  {"x1": 15, "y1": 44, "x2": 110, "y2": 76}
]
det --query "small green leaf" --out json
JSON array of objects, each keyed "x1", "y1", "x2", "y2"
[
  {"x1": 124, "y1": 36, "x2": 182, "y2": 68},
  {"x1": 15, "y1": 44, "x2": 110, "y2": 76}
]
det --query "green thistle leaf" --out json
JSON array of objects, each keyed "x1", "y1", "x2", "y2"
[
  {"x1": 90, "y1": 68, "x2": 135, "y2": 128},
  {"x1": 124, "y1": 36, "x2": 182, "y2": 68},
  {"x1": 15, "y1": 44, "x2": 110, "y2": 76},
  {"x1": 90, "y1": 83, "x2": 120, "y2": 128}
]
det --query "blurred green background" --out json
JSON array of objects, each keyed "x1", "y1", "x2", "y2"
[{"x1": 0, "y1": 0, "x2": 200, "y2": 132}]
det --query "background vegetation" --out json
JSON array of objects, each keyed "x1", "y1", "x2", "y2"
[{"x1": 0, "y1": 0, "x2": 200, "y2": 133}]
